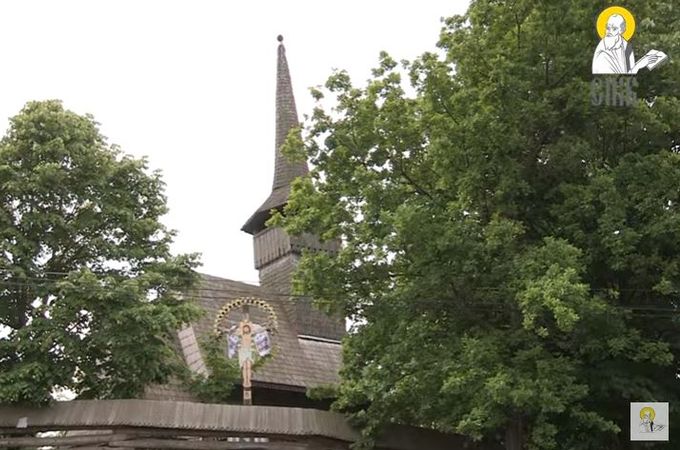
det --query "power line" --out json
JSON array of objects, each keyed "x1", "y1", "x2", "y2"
[
  {"x1": 0, "y1": 270, "x2": 678, "y2": 307},
  {"x1": 0, "y1": 267, "x2": 678, "y2": 295},
  {"x1": 0, "y1": 278, "x2": 678, "y2": 316}
]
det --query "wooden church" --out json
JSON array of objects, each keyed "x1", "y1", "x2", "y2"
[
  {"x1": 143, "y1": 35, "x2": 345, "y2": 410},
  {"x1": 0, "y1": 38, "x2": 500, "y2": 450}
]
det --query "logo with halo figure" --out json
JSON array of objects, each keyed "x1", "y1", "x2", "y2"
[
  {"x1": 630, "y1": 402, "x2": 669, "y2": 441},
  {"x1": 590, "y1": 6, "x2": 668, "y2": 107},
  {"x1": 592, "y1": 6, "x2": 667, "y2": 74}
]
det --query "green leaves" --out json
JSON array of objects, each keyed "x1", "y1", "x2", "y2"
[
  {"x1": 276, "y1": 1, "x2": 680, "y2": 448},
  {"x1": 515, "y1": 238, "x2": 589, "y2": 336},
  {"x1": 186, "y1": 335, "x2": 240, "y2": 403},
  {"x1": 0, "y1": 100, "x2": 202, "y2": 404}
]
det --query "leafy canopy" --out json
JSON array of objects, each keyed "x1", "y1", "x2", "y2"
[
  {"x1": 277, "y1": 0, "x2": 680, "y2": 448},
  {"x1": 0, "y1": 100, "x2": 201, "y2": 404}
]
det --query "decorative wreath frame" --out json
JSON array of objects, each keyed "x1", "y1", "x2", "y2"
[{"x1": 212, "y1": 297, "x2": 279, "y2": 337}]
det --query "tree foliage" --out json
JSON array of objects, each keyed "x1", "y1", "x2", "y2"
[
  {"x1": 0, "y1": 100, "x2": 201, "y2": 404},
  {"x1": 277, "y1": 1, "x2": 680, "y2": 448},
  {"x1": 185, "y1": 335, "x2": 241, "y2": 403}
]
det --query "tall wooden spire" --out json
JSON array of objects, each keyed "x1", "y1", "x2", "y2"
[
  {"x1": 273, "y1": 35, "x2": 308, "y2": 191},
  {"x1": 240, "y1": 37, "x2": 345, "y2": 341},
  {"x1": 242, "y1": 35, "x2": 308, "y2": 235}
]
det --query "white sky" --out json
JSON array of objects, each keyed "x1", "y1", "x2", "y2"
[{"x1": 0, "y1": 0, "x2": 470, "y2": 284}]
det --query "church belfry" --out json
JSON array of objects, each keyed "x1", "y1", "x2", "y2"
[{"x1": 241, "y1": 36, "x2": 344, "y2": 341}]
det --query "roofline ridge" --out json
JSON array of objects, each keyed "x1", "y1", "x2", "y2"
[{"x1": 297, "y1": 334, "x2": 342, "y2": 344}]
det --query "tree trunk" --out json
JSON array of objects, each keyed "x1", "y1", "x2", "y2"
[{"x1": 505, "y1": 416, "x2": 524, "y2": 450}]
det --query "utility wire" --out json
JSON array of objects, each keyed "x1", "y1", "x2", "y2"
[
  {"x1": 0, "y1": 278, "x2": 678, "y2": 316},
  {"x1": 0, "y1": 267, "x2": 678, "y2": 295},
  {"x1": 0, "y1": 271, "x2": 677, "y2": 307}
]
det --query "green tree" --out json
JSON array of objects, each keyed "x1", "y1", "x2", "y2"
[
  {"x1": 0, "y1": 100, "x2": 201, "y2": 404},
  {"x1": 277, "y1": 1, "x2": 680, "y2": 448},
  {"x1": 186, "y1": 336, "x2": 241, "y2": 403}
]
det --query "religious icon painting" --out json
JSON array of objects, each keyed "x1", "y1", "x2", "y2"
[
  {"x1": 592, "y1": 6, "x2": 668, "y2": 75},
  {"x1": 254, "y1": 330, "x2": 272, "y2": 356},
  {"x1": 227, "y1": 333, "x2": 240, "y2": 359}
]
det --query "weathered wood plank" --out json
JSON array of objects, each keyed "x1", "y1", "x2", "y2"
[
  {"x1": 110, "y1": 438, "x2": 309, "y2": 450},
  {"x1": 63, "y1": 447, "x2": 128, "y2": 450},
  {"x1": 0, "y1": 433, "x2": 131, "y2": 447},
  {"x1": 113, "y1": 427, "x2": 309, "y2": 441}
]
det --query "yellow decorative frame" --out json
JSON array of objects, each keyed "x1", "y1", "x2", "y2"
[
  {"x1": 596, "y1": 6, "x2": 636, "y2": 41},
  {"x1": 212, "y1": 297, "x2": 279, "y2": 337}
]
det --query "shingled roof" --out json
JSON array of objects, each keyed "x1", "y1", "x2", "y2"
[
  {"x1": 242, "y1": 36, "x2": 308, "y2": 235},
  {"x1": 0, "y1": 399, "x2": 502, "y2": 450},
  {"x1": 145, "y1": 273, "x2": 342, "y2": 402},
  {"x1": 190, "y1": 273, "x2": 341, "y2": 389}
]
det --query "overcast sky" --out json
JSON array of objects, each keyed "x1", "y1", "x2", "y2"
[{"x1": 0, "y1": 0, "x2": 470, "y2": 284}]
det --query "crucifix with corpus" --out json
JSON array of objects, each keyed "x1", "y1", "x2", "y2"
[
  {"x1": 237, "y1": 309, "x2": 255, "y2": 405},
  {"x1": 226, "y1": 304, "x2": 273, "y2": 405},
  {"x1": 215, "y1": 297, "x2": 276, "y2": 406}
]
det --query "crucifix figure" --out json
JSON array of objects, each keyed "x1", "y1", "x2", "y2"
[
  {"x1": 237, "y1": 316, "x2": 254, "y2": 405},
  {"x1": 217, "y1": 298, "x2": 276, "y2": 406},
  {"x1": 225, "y1": 306, "x2": 273, "y2": 405}
]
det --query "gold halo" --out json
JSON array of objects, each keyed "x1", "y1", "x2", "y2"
[
  {"x1": 639, "y1": 406, "x2": 656, "y2": 421},
  {"x1": 212, "y1": 297, "x2": 279, "y2": 337},
  {"x1": 597, "y1": 6, "x2": 636, "y2": 41}
]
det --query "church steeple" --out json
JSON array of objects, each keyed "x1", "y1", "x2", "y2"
[
  {"x1": 273, "y1": 35, "x2": 308, "y2": 191},
  {"x1": 240, "y1": 37, "x2": 344, "y2": 341},
  {"x1": 242, "y1": 35, "x2": 308, "y2": 235}
]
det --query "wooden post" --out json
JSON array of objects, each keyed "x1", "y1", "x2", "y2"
[{"x1": 505, "y1": 415, "x2": 524, "y2": 450}]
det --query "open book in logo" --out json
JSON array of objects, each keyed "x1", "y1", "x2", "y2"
[{"x1": 592, "y1": 6, "x2": 668, "y2": 74}]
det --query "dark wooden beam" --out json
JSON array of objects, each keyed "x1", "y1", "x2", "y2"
[
  {"x1": 109, "y1": 439, "x2": 310, "y2": 450},
  {"x1": 0, "y1": 434, "x2": 320, "y2": 450},
  {"x1": 0, "y1": 433, "x2": 131, "y2": 447},
  {"x1": 61, "y1": 447, "x2": 128, "y2": 450}
]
